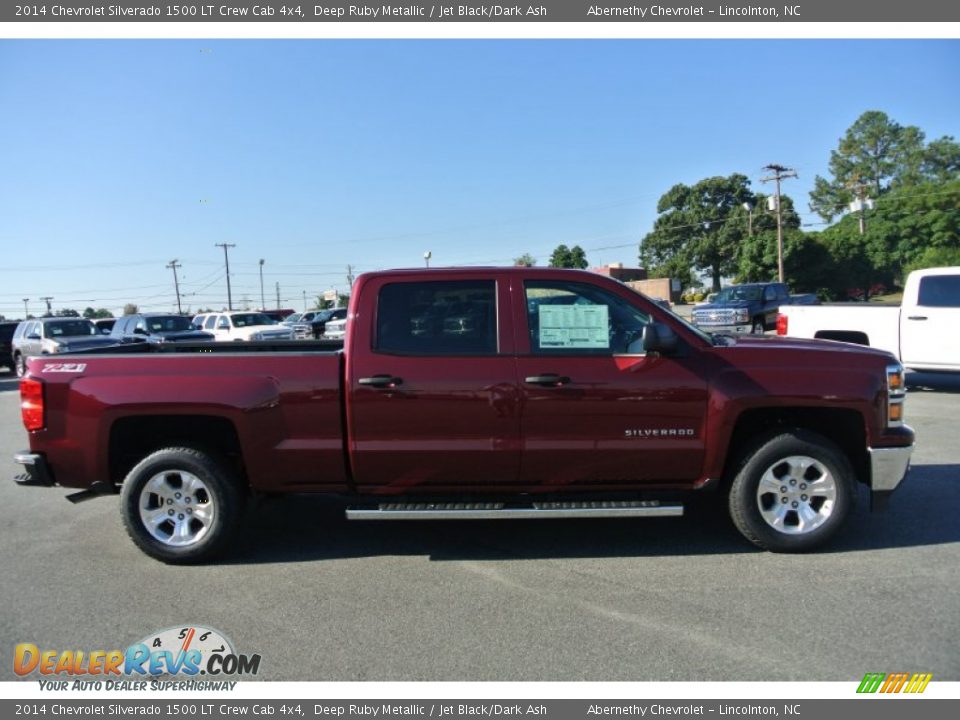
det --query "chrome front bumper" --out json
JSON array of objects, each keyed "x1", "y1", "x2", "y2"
[
  {"x1": 869, "y1": 445, "x2": 913, "y2": 491},
  {"x1": 868, "y1": 444, "x2": 913, "y2": 511}
]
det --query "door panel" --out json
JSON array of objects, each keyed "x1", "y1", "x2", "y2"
[
  {"x1": 516, "y1": 278, "x2": 708, "y2": 488},
  {"x1": 346, "y1": 276, "x2": 522, "y2": 492},
  {"x1": 901, "y1": 274, "x2": 960, "y2": 370}
]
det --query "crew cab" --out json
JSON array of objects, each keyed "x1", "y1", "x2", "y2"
[
  {"x1": 777, "y1": 267, "x2": 960, "y2": 373},
  {"x1": 692, "y1": 282, "x2": 817, "y2": 335},
  {"x1": 14, "y1": 268, "x2": 914, "y2": 563},
  {"x1": 110, "y1": 313, "x2": 214, "y2": 344}
]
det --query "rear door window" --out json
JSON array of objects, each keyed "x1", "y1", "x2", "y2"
[
  {"x1": 917, "y1": 275, "x2": 960, "y2": 307},
  {"x1": 375, "y1": 280, "x2": 497, "y2": 355}
]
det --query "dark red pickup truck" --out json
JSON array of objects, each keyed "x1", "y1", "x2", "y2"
[{"x1": 15, "y1": 268, "x2": 914, "y2": 562}]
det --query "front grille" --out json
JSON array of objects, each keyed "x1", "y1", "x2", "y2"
[{"x1": 693, "y1": 308, "x2": 738, "y2": 326}]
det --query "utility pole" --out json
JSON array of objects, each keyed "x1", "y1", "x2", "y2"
[
  {"x1": 302, "y1": 290, "x2": 307, "y2": 311},
  {"x1": 258, "y1": 259, "x2": 266, "y2": 309},
  {"x1": 847, "y1": 179, "x2": 873, "y2": 236},
  {"x1": 40, "y1": 296, "x2": 53, "y2": 315},
  {"x1": 22, "y1": 298, "x2": 29, "y2": 318},
  {"x1": 761, "y1": 164, "x2": 797, "y2": 283},
  {"x1": 166, "y1": 259, "x2": 183, "y2": 314},
  {"x1": 215, "y1": 243, "x2": 236, "y2": 310},
  {"x1": 275, "y1": 282, "x2": 280, "y2": 310},
  {"x1": 346, "y1": 264, "x2": 355, "y2": 287}
]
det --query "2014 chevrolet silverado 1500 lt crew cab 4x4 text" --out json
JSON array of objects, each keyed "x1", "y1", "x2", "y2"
[
  {"x1": 777, "y1": 267, "x2": 960, "y2": 373},
  {"x1": 14, "y1": 268, "x2": 914, "y2": 562}
]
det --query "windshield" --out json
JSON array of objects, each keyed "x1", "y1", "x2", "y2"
[
  {"x1": 146, "y1": 316, "x2": 194, "y2": 333},
  {"x1": 230, "y1": 313, "x2": 273, "y2": 328},
  {"x1": 46, "y1": 320, "x2": 97, "y2": 338},
  {"x1": 712, "y1": 286, "x2": 762, "y2": 303}
]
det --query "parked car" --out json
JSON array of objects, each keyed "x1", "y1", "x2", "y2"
[
  {"x1": 91, "y1": 318, "x2": 116, "y2": 335},
  {"x1": 280, "y1": 312, "x2": 312, "y2": 340},
  {"x1": 0, "y1": 321, "x2": 18, "y2": 372},
  {"x1": 692, "y1": 282, "x2": 818, "y2": 335},
  {"x1": 14, "y1": 267, "x2": 912, "y2": 563},
  {"x1": 778, "y1": 266, "x2": 960, "y2": 372},
  {"x1": 300, "y1": 308, "x2": 347, "y2": 339},
  {"x1": 10, "y1": 317, "x2": 117, "y2": 377},
  {"x1": 110, "y1": 313, "x2": 214, "y2": 344},
  {"x1": 191, "y1": 311, "x2": 294, "y2": 342},
  {"x1": 323, "y1": 316, "x2": 347, "y2": 340}
]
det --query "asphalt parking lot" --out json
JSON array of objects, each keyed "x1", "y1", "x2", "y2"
[{"x1": 0, "y1": 369, "x2": 957, "y2": 682}]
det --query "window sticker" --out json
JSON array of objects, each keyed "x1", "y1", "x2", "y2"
[{"x1": 538, "y1": 305, "x2": 609, "y2": 349}]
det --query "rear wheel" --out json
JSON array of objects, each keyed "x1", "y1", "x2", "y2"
[
  {"x1": 728, "y1": 430, "x2": 856, "y2": 552},
  {"x1": 14, "y1": 353, "x2": 26, "y2": 378},
  {"x1": 120, "y1": 447, "x2": 244, "y2": 563}
]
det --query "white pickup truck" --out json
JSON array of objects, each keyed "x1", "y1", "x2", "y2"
[{"x1": 777, "y1": 266, "x2": 960, "y2": 372}]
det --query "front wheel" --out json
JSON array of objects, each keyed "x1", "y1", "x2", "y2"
[
  {"x1": 751, "y1": 318, "x2": 766, "y2": 335},
  {"x1": 120, "y1": 447, "x2": 244, "y2": 563},
  {"x1": 728, "y1": 430, "x2": 856, "y2": 552}
]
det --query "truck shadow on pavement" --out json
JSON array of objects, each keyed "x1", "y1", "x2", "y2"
[
  {"x1": 227, "y1": 462, "x2": 959, "y2": 565},
  {"x1": 0, "y1": 374, "x2": 19, "y2": 393}
]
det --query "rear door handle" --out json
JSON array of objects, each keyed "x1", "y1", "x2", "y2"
[
  {"x1": 524, "y1": 374, "x2": 571, "y2": 387},
  {"x1": 358, "y1": 375, "x2": 403, "y2": 389},
  {"x1": 907, "y1": 316, "x2": 928, "y2": 321}
]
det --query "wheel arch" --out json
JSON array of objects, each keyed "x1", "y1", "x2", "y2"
[
  {"x1": 721, "y1": 407, "x2": 869, "y2": 489},
  {"x1": 109, "y1": 415, "x2": 246, "y2": 489}
]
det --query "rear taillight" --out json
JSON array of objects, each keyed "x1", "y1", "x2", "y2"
[
  {"x1": 20, "y1": 378, "x2": 45, "y2": 431},
  {"x1": 776, "y1": 313, "x2": 788, "y2": 335}
]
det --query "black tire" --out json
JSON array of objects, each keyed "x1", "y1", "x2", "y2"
[
  {"x1": 728, "y1": 429, "x2": 856, "y2": 552},
  {"x1": 751, "y1": 318, "x2": 766, "y2": 335},
  {"x1": 120, "y1": 447, "x2": 244, "y2": 564},
  {"x1": 14, "y1": 353, "x2": 26, "y2": 378}
]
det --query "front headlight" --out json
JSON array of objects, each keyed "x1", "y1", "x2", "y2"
[
  {"x1": 886, "y1": 363, "x2": 906, "y2": 427},
  {"x1": 736, "y1": 309, "x2": 750, "y2": 323},
  {"x1": 252, "y1": 332, "x2": 264, "y2": 341}
]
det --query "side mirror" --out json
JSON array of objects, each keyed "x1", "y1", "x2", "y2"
[
  {"x1": 133, "y1": 328, "x2": 148, "y2": 335},
  {"x1": 641, "y1": 322, "x2": 679, "y2": 355}
]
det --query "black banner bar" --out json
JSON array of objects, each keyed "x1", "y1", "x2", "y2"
[{"x1": 4, "y1": 0, "x2": 960, "y2": 23}]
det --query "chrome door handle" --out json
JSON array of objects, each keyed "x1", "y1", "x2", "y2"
[{"x1": 524, "y1": 374, "x2": 571, "y2": 387}]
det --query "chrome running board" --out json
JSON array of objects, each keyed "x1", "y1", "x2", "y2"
[{"x1": 346, "y1": 500, "x2": 683, "y2": 521}]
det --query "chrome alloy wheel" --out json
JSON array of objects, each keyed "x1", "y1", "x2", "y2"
[
  {"x1": 755, "y1": 455, "x2": 837, "y2": 535},
  {"x1": 138, "y1": 470, "x2": 215, "y2": 547}
]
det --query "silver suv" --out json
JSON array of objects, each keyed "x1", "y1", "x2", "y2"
[{"x1": 11, "y1": 317, "x2": 117, "y2": 377}]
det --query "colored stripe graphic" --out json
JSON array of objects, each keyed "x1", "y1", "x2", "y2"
[
  {"x1": 857, "y1": 673, "x2": 886, "y2": 693},
  {"x1": 857, "y1": 672, "x2": 932, "y2": 694}
]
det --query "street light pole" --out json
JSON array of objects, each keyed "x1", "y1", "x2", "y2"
[
  {"x1": 22, "y1": 298, "x2": 29, "y2": 318},
  {"x1": 259, "y1": 259, "x2": 266, "y2": 310},
  {"x1": 424, "y1": 251, "x2": 432, "y2": 268}
]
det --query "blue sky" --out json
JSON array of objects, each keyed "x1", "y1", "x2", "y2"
[{"x1": 1, "y1": 39, "x2": 958, "y2": 316}]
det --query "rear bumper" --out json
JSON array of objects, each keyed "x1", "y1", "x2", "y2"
[
  {"x1": 868, "y1": 444, "x2": 913, "y2": 511},
  {"x1": 13, "y1": 451, "x2": 55, "y2": 487}
]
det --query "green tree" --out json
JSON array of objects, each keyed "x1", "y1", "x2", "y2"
[
  {"x1": 809, "y1": 111, "x2": 958, "y2": 222},
  {"x1": 513, "y1": 253, "x2": 537, "y2": 267},
  {"x1": 735, "y1": 193, "x2": 803, "y2": 283},
  {"x1": 83, "y1": 307, "x2": 113, "y2": 319},
  {"x1": 640, "y1": 174, "x2": 752, "y2": 292},
  {"x1": 548, "y1": 244, "x2": 588, "y2": 269}
]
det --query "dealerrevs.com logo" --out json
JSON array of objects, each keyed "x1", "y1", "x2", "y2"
[{"x1": 14, "y1": 625, "x2": 261, "y2": 689}]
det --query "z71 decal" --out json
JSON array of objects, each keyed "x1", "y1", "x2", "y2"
[{"x1": 41, "y1": 363, "x2": 87, "y2": 374}]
